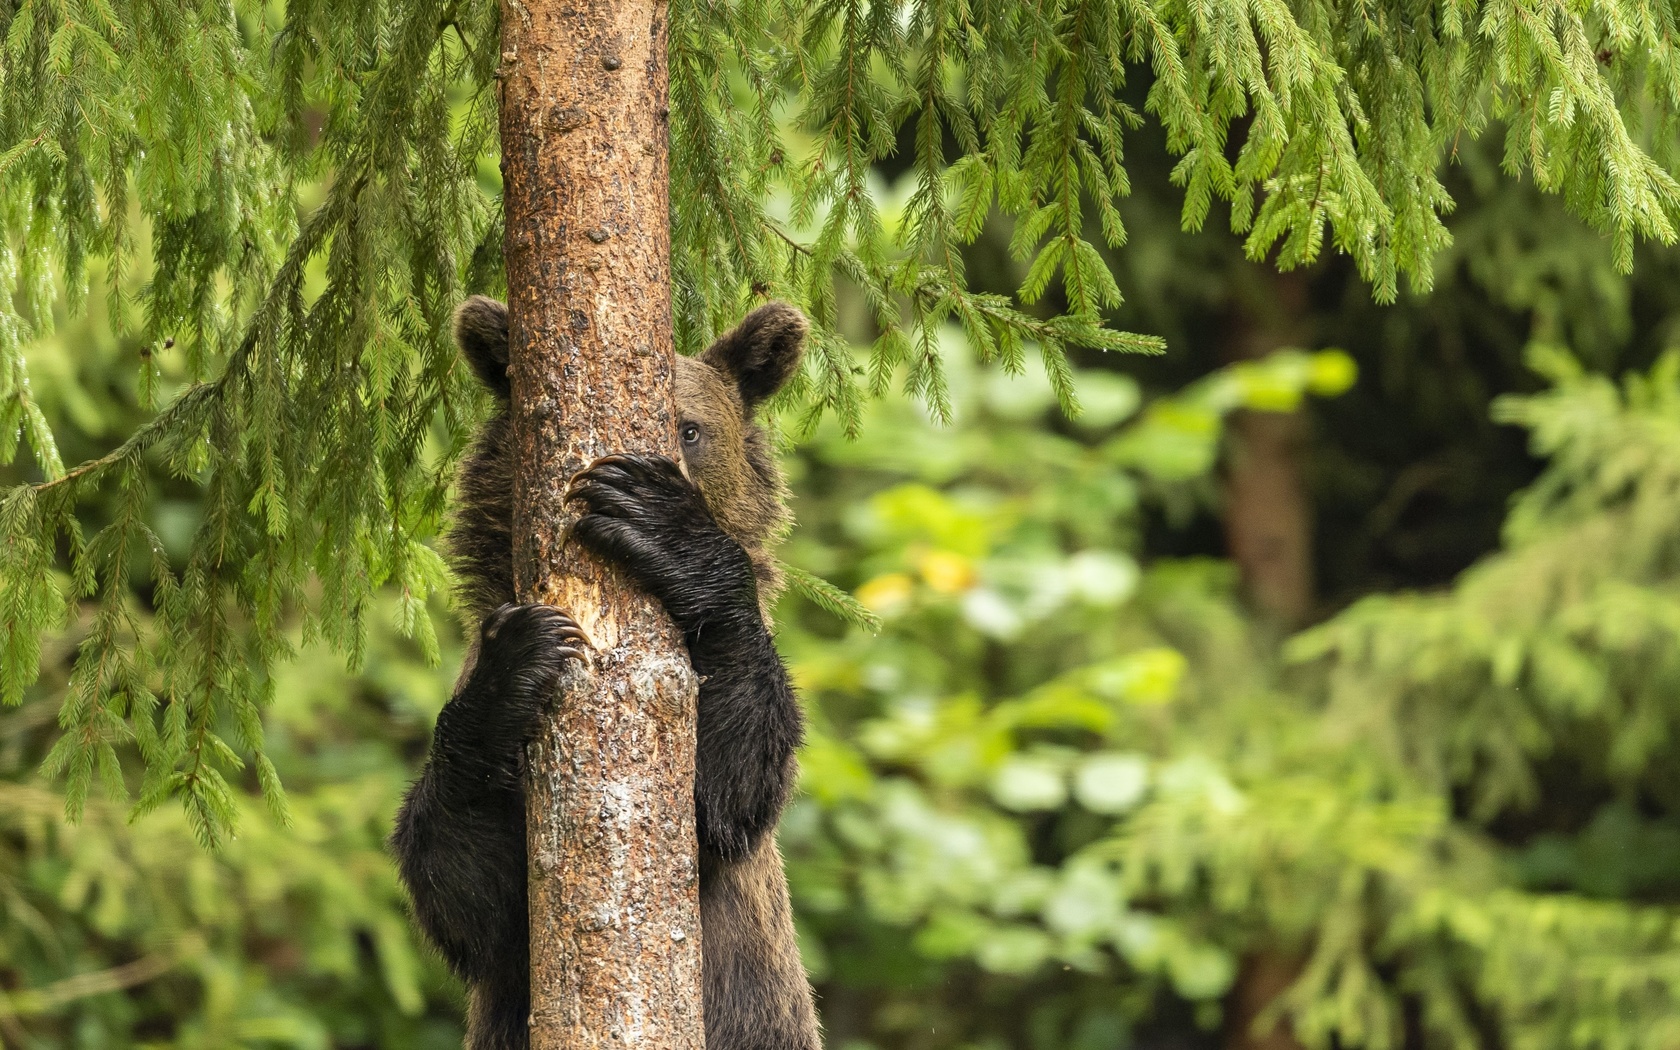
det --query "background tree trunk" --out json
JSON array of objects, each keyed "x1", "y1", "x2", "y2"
[
  {"x1": 1221, "y1": 269, "x2": 1313, "y2": 1050},
  {"x1": 497, "y1": 0, "x2": 704, "y2": 1046},
  {"x1": 1224, "y1": 270, "x2": 1315, "y2": 630}
]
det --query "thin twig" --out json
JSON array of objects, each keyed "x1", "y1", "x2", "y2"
[{"x1": 0, "y1": 937, "x2": 202, "y2": 1020}]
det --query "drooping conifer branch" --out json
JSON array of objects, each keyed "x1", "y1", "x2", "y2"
[{"x1": 6, "y1": 0, "x2": 1680, "y2": 849}]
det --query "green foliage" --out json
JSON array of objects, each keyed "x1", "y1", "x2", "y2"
[
  {"x1": 0, "y1": 594, "x2": 468, "y2": 1046},
  {"x1": 771, "y1": 340, "x2": 1680, "y2": 1050},
  {"x1": 0, "y1": 0, "x2": 493, "y2": 842},
  {"x1": 771, "y1": 339, "x2": 1334, "y2": 1038},
  {"x1": 7, "y1": 0, "x2": 1680, "y2": 1043},
  {"x1": 8, "y1": 0, "x2": 1680, "y2": 841},
  {"x1": 8, "y1": 303, "x2": 1680, "y2": 1045},
  {"x1": 1293, "y1": 343, "x2": 1680, "y2": 826}
]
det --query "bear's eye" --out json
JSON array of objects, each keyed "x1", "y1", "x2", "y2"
[{"x1": 681, "y1": 423, "x2": 701, "y2": 445}]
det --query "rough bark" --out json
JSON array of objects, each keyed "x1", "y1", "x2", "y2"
[
  {"x1": 497, "y1": 0, "x2": 703, "y2": 1046},
  {"x1": 1222, "y1": 269, "x2": 1313, "y2": 1050}
]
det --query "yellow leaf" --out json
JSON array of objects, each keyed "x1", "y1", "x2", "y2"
[
  {"x1": 857, "y1": 572, "x2": 915, "y2": 615},
  {"x1": 919, "y1": 550, "x2": 976, "y2": 593}
]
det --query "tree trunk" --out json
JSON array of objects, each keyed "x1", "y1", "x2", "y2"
[
  {"x1": 1222, "y1": 268, "x2": 1312, "y2": 1050},
  {"x1": 1224, "y1": 270, "x2": 1314, "y2": 630},
  {"x1": 497, "y1": 0, "x2": 704, "y2": 1046},
  {"x1": 1225, "y1": 952, "x2": 1310, "y2": 1050}
]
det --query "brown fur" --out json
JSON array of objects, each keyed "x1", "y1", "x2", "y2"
[
  {"x1": 701, "y1": 839, "x2": 818, "y2": 1048},
  {"x1": 431, "y1": 295, "x2": 819, "y2": 1050},
  {"x1": 445, "y1": 298, "x2": 802, "y2": 620}
]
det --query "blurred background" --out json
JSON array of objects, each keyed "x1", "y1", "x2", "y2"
[{"x1": 6, "y1": 65, "x2": 1680, "y2": 1050}]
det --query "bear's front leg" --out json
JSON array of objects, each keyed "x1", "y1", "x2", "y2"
[
  {"x1": 392, "y1": 602, "x2": 589, "y2": 1050},
  {"x1": 567, "y1": 454, "x2": 761, "y2": 630},
  {"x1": 569, "y1": 454, "x2": 803, "y2": 861}
]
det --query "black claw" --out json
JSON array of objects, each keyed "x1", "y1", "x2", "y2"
[
  {"x1": 481, "y1": 602, "x2": 519, "y2": 639},
  {"x1": 558, "y1": 449, "x2": 756, "y2": 630},
  {"x1": 567, "y1": 481, "x2": 635, "y2": 518},
  {"x1": 594, "y1": 452, "x2": 663, "y2": 474},
  {"x1": 426, "y1": 601, "x2": 596, "y2": 791},
  {"x1": 569, "y1": 453, "x2": 686, "y2": 497},
  {"x1": 479, "y1": 602, "x2": 593, "y2": 661}
]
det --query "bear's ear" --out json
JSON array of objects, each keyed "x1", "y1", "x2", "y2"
[
  {"x1": 700, "y1": 302, "x2": 807, "y2": 413},
  {"x1": 454, "y1": 295, "x2": 511, "y2": 399}
]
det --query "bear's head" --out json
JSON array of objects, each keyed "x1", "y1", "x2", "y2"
[{"x1": 447, "y1": 296, "x2": 805, "y2": 615}]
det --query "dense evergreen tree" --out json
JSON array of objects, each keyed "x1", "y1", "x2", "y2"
[{"x1": 4, "y1": 0, "x2": 1680, "y2": 1045}]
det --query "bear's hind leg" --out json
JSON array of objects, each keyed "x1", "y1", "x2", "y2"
[
  {"x1": 700, "y1": 839, "x2": 821, "y2": 1050},
  {"x1": 467, "y1": 966, "x2": 533, "y2": 1050}
]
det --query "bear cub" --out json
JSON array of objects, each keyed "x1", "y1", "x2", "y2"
[{"x1": 391, "y1": 297, "x2": 820, "y2": 1050}]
